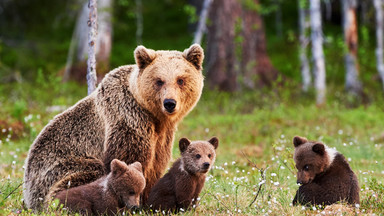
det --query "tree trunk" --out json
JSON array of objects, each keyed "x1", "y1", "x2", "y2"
[
  {"x1": 206, "y1": 0, "x2": 241, "y2": 91},
  {"x1": 193, "y1": 0, "x2": 212, "y2": 44},
  {"x1": 374, "y1": 0, "x2": 384, "y2": 90},
  {"x1": 87, "y1": 0, "x2": 98, "y2": 95},
  {"x1": 275, "y1": 0, "x2": 283, "y2": 38},
  {"x1": 135, "y1": 0, "x2": 143, "y2": 45},
  {"x1": 298, "y1": 0, "x2": 311, "y2": 92},
  {"x1": 63, "y1": 0, "x2": 112, "y2": 83},
  {"x1": 206, "y1": 0, "x2": 278, "y2": 91},
  {"x1": 342, "y1": 0, "x2": 361, "y2": 95},
  {"x1": 310, "y1": 0, "x2": 326, "y2": 105}
]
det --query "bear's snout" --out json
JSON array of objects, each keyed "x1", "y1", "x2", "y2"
[
  {"x1": 164, "y1": 99, "x2": 177, "y2": 113},
  {"x1": 203, "y1": 162, "x2": 210, "y2": 169}
]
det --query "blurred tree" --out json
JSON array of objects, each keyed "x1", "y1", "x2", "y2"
[
  {"x1": 205, "y1": 0, "x2": 278, "y2": 91},
  {"x1": 63, "y1": 0, "x2": 112, "y2": 83},
  {"x1": 135, "y1": 0, "x2": 143, "y2": 45},
  {"x1": 298, "y1": 0, "x2": 311, "y2": 92},
  {"x1": 193, "y1": 0, "x2": 212, "y2": 44},
  {"x1": 342, "y1": 0, "x2": 362, "y2": 96},
  {"x1": 374, "y1": 0, "x2": 384, "y2": 90},
  {"x1": 310, "y1": 0, "x2": 326, "y2": 105}
]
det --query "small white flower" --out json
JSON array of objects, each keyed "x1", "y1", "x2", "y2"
[
  {"x1": 224, "y1": 162, "x2": 228, "y2": 166},
  {"x1": 271, "y1": 173, "x2": 277, "y2": 176},
  {"x1": 355, "y1": 204, "x2": 360, "y2": 208},
  {"x1": 232, "y1": 161, "x2": 236, "y2": 165},
  {"x1": 273, "y1": 181, "x2": 279, "y2": 186},
  {"x1": 205, "y1": 128, "x2": 209, "y2": 133},
  {"x1": 312, "y1": 206, "x2": 317, "y2": 211},
  {"x1": 348, "y1": 158, "x2": 351, "y2": 162}
]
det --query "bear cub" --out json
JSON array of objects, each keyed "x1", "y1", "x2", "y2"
[
  {"x1": 147, "y1": 137, "x2": 219, "y2": 212},
  {"x1": 292, "y1": 136, "x2": 360, "y2": 206},
  {"x1": 55, "y1": 159, "x2": 145, "y2": 215}
]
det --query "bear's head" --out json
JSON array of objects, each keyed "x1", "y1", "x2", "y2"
[
  {"x1": 293, "y1": 136, "x2": 337, "y2": 185},
  {"x1": 179, "y1": 137, "x2": 219, "y2": 175},
  {"x1": 108, "y1": 159, "x2": 146, "y2": 209},
  {"x1": 131, "y1": 44, "x2": 204, "y2": 122}
]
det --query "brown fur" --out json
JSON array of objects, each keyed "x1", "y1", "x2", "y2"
[
  {"x1": 292, "y1": 136, "x2": 360, "y2": 206},
  {"x1": 55, "y1": 160, "x2": 145, "y2": 215},
  {"x1": 23, "y1": 44, "x2": 204, "y2": 210},
  {"x1": 147, "y1": 137, "x2": 219, "y2": 212}
]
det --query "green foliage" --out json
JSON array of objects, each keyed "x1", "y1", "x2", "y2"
[{"x1": 183, "y1": 4, "x2": 198, "y2": 24}]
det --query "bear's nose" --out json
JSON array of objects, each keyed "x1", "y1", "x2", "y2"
[
  {"x1": 203, "y1": 162, "x2": 210, "y2": 169},
  {"x1": 164, "y1": 99, "x2": 176, "y2": 113}
]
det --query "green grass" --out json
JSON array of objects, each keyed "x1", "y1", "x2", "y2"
[{"x1": 1, "y1": 83, "x2": 384, "y2": 215}]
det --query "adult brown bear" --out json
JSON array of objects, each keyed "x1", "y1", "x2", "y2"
[{"x1": 23, "y1": 44, "x2": 204, "y2": 210}]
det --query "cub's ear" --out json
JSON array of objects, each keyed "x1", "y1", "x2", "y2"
[
  {"x1": 312, "y1": 143, "x2": 325, "y2": 155},
  {"x1": 293, "y1": 136, "x2": 308, "y2": 147},
  {"x1": 111, "y1": 159, "x2": 127, "y2": 176},
  {"x1": 130, "y1": 161, "x2": 143, "y2": 173},
  {"x1": 134, "y1": 45, "x2": 156, "y2": 70},
  {"x1": 179, "y1": 138, "x2": 191, "y2": 153},
  {"x1": 183, "y1": 44, "x2": 204, "y2": 70},
  {"x1": 208, "y1": 137, "x2": 219, "y2": 150}
]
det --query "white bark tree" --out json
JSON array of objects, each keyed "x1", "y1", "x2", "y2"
[
  {"x1": 342, "y1": 0, "x2": 361, "y2": 95},
  {"x1": 135, "y1": 0, "x2": 143, "y2": 45},
  {"x1": 374, "y1": 0, "x2": 384, "y2": 90},
  {"x1": 63, "y1": 0, "x2": 112, "y2": 83},
  {"x1": 87, "y1": 0, "x2": 98, "y2": 95},
  {"x1": 193, "y1": 0, "x2": 212, "y2": 45},
  {"x1": 310, "y1": 0, "x2": 326, "y2": 105},
  {"x1": 298, "y1": 0, "x2": 311, "y2": 91}
]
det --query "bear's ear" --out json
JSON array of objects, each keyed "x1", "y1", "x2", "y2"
[
  {"x1": 111, "y1": 159, "x2": 127, "y2": 176},
  {"x1": 293, "y1": 136, "x2": 308, "y2": 147},
  {"x1": 183, "y1": 44, "x2": 204, "y2": 70},
  {"x1": 312, "y1": 143, "x2": 325, "y2": 155},
  {"x1": 179, "y1": 138, "x2": 191, "y2": 153},
  {"x1": 130, "y1": 161, "x2": 143, "y2": 173},
  {"x1": 134, "y1": 45, "x2": 156, "y2": 70},
  {"x1": 208, "y1": 137, "x2": 219, "y2": 149}
]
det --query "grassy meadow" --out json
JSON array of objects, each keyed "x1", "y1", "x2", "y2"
[{"x1": 0, "y1": 79, "x2": 383, "y2": 215}]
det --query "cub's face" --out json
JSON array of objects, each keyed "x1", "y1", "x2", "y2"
[
  {"x1": 179, "y1": 137, "x2": 219, "y2": 175},
  {"x1": 133, "y1": 44, "x2": 204, "y2": 121},
  {"x1": 293, "y1": 136, "x2": 328, "y2": 185},
  {"x1": 110, "y1": 160, "x2": 145, "y2": 209}
]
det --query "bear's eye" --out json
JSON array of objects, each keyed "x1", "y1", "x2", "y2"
[
  {"x1": 156, "y1": 80, "x2": 164, "y2": 87},
  {"x1": 303, "y1": 165, "x2": 309, "y2": 171},
  {"x1": 177, "y1": 78, "x2": 184, "y2": 86},
  {"x1": 129, "y1": 191, "x2": 135, "y2": 195},
  {"x1": 196, "y1": 154, "x2": 201, "y2": 159},
  {"x1": 208, "y1": 154, "x2": 211, "y2": 158}
]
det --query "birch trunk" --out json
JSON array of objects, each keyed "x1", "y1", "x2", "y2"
[
  {"x1": 135, "y1": 0, "x2": 143, "y2": 45},
  {"x1": 87, "y1": 0, "x2": 98, "y2": 95},
  {"x1": 298, "y1": 0, "x2": 311, "y2": 91},
  {"x1": 342, "y1": 0, "x2": 361, "y2": 95},
  {"x1": 310, "y1": 0, "x2": 326, "y2": 105},
  {"x1": 193, "y1": 0, "x2": 212, "y2": 44},
  {"x1": 63, "y1": 0, "x2": 112, "y2": 83},
  {"x1": 275, "y1": 0, "x2": 283, "y2": 38},
  {"x1": 374, "y1": 0, "x2": 384, "y2": 90}
]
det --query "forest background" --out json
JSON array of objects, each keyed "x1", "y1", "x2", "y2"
[{"x1": 0, "y1": 0, "x2": 384, "y2": 215}]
